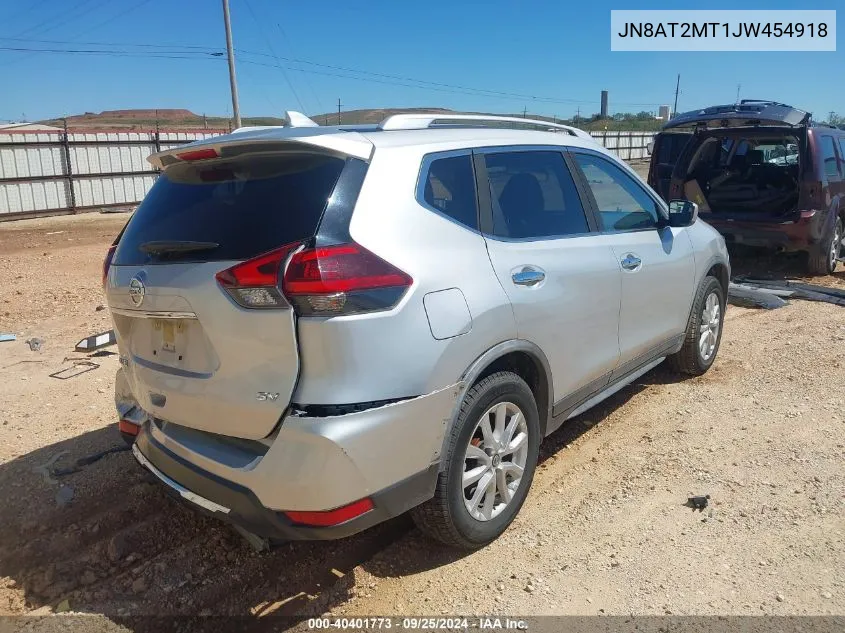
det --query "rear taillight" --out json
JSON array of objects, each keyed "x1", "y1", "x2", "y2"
[
  {"x1": 282, "y1": 243, "x2": 412, "y2": 316},
  {"x1": 215, "y1": 241, "x2": 412, "y2": 315},
  {"x1": 215, "y1": 242, "x2": 301, "y2": 309},
  {"x1": 103, "y1": 245, "x2": 117, "y2": 286}
]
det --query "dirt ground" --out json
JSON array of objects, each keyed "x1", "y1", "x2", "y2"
[{"x1": 0, "y1": 210, "x2": 843, "y2": 629}]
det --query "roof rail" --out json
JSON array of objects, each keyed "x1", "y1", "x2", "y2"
[{"x1": 377, "y1": 113, "x2": 593, "y2": 140}]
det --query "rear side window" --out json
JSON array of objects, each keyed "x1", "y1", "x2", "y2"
[
  {"x1": 573, "y1": 153, "x2": 660, "y2": 232},
  {"x1": 656, "y1": 133, "x2": 692, "y2": 166},
  {"x1": 820, "y1": 135, "x2": 841, "y2": 181},
  {"x1": 114, "y1": 153, "x2": 346, "y2": 265},
  {"x1": 421, "y1": 154, "x2": 478, "y2": 229},
  {"x1": 484, "y1": 151, "x2": 589, "y2": 239}
]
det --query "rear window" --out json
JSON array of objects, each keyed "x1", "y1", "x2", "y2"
[
  {"x1": 114, "y1": 152, "x2": 345, "y2": 265},
  {"x1": 656, "y1": 132, "x2": 692, "y2": 166},
  {"x1": 820, "y1": 135, "x2": 841, "y2": 180},
  {"x1": 421, "y1": 154, "x2": 478, "y2": 229}
]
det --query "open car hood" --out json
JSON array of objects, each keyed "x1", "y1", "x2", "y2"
[{"x1": 663, "y1": 101, "x2": 809, "y2": 131}]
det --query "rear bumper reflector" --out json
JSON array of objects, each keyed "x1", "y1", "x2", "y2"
[
  {"x1": 284, "y1": 498, "x2": 374, "y2": 527},
  {"x1": 118, "y1": 419, "x2": 140, "y2": 436}
]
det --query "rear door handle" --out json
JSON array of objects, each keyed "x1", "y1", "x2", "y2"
[
  {"x1": 620, "y1": 254, "x2": 642, "y2": 271},
  {"x1": 512, "y1": 267, "x2": 546, "y2": 287}
]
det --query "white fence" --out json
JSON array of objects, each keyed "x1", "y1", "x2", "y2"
[
  {"x1": 0, "y1": 129, "x2": 225, "y2": 220},
  {"x1": 0, "y1": 128, "x2": 654, "y2": 221},
  {"x1": 589, "y1": 130, "x2": 654, "y2": 161}
]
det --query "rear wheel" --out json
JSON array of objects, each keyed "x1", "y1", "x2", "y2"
[
  {"x1": 411, "y1": 371, "x2": 540, "y2": 549},
  {"x1": 668, "y1": 276, "x2": 725, "y2": 376},
  {"x1": 807, "y1": 218, "x2": 843, "y2": 276}
]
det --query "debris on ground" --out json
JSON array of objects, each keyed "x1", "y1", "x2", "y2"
[
  {"x1": 0, "y1": 333, "x2": 15, "y2": 342},
  {"x1": 24, "y1": 337, "x2": 44, "y2": 351},
  {"x1": 55, "y1": 485, "x2": 74, "y2": 507},
  {"x1": 728, "y1": 283, "x2": 789, "y2": 310},
  {"x1": 49, "y1": 360, "x2": 100, "y2": 380},
  {"x1": 686, "y1": 495, "x2": 710, "y2": 511},
  {"x1": 74, "y1": 329, "x2": 116, "y2": 352},
  {"x1": 732, "y1": 278, "x2": 845, "y2": 308},
  {"x1": 232, "y1": 525, "x2": 271, "y2": 553},
  {"x1": 52, "y1": 445, "x2": 130, "y2": 477},
  {"x1": 33, "y1": 451, "x2": 69, "y2": 487}
]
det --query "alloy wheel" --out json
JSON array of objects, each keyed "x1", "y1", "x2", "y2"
[
  {"x1": 462, "y1": 402, "x2": 529, "y2": 521},
  {"x1": 699, "y1": 291, "x2": 721, "y2": 362}
]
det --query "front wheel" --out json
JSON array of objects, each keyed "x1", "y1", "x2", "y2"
[
  {"x1": 411, "y1": 371, "x2": 540, "y2": 549},
  {"x1": 668, "y1": 276, "x2": 725, "y2": 376}
]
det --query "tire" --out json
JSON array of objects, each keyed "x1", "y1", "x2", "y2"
[
  {"x1": 411, "y1": 371, "x2": 540, "y2": 549},
  {"x1": 807, "y1": 218, "x2": 843, "y2": 276},
  {"x1": 668, "y1": 276, "x2": 725, "y2": 376}
]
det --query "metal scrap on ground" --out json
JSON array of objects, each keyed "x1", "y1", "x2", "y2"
[
  {"x1": 728, "y1": 283, "x2": 789, "y2": 309},
  {"x1": 49, "y1": 360, "x2": 99, "y2": 380},
  {"x1": 74, "y1": 329, "x2": 116, "y2": 352},
  {"x1": 729, "y1": 278, "x2": 845, "y2": 309},
  {"x1": 0, "y1": 333, "x2": 15, "y2": 342}
]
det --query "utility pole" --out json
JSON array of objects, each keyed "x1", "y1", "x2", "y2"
[
  {"x1": 522, "y1": 106, "x2": 527, "y2": 118},
  {"x1": 672, "y1": 74, "x2": 680, "y2": 119},
  {"x1": 222, "y1": 0, "x2": 241, "y2": 129},
  {"x1": 337, "y1": 98, "x2": 342, "y2": 125},
  {"x1": 735, "y1": 84, "x2": 741, "y2": 104},
  {"x1": 576, "y1": 106, "x2": 580, "y2": 123}
]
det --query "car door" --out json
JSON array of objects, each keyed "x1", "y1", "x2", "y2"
[
  {"x1": 475, "y1": 147, "x2": 622, "y2": 417},
  {"x1": 569, "y1": 149, "x2": 696, "y2": 374}
]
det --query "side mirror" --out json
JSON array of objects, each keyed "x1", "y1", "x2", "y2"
[
  {"x1": 646, "y1": 141, "x2": 654, "y2": 155},
  {"x1": 667, "y1": 199, "x2": 699, "y2": 227}
]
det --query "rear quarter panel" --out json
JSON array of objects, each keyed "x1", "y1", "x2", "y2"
[{"x1": 292, "y1": 146, "x2": 517, "y2": 405}]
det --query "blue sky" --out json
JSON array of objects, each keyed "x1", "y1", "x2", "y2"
[{"x1": 0, "y1": 0, "x2": 841, "y2": 122}]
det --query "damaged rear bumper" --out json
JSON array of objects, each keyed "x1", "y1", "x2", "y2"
[
  {"x1": 130, "y1": 382, "x2": 461, "y2": 540},
  {"x1": 704, "y1": 210, "x2": 821, "y2": 251}
]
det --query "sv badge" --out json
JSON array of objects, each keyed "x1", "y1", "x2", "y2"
[{"x1": 256, "y1": 392, "x2": 280, "y2": 402}]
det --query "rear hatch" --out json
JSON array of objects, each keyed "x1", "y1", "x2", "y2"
[
  {"x1": 107, "y1": 133, "x2": 370, "y2": 440},
  {"x1": 647, "y1": 130, "x2": 692, "y2": 201},
  {"x1": 664, "y1": 100, "x2": 809, "y2": 131}
]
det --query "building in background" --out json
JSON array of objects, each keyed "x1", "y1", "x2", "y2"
[
  {"x1": 600, "y1": 91, "x2": 609, "y2": 118},
  {"x1": 658, "y1": 105, "x2": 671, "y2": 120}
]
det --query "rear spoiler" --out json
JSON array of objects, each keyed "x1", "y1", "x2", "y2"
[{"x1": 148, "y1": 126, "x2": 374, "y2": 169}]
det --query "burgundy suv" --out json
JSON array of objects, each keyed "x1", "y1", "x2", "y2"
[{"x1": 648, "y1": 101, "x2": 844, "y2": 275}]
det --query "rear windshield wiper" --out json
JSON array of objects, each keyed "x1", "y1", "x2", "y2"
[{"x1": 138, "y1": 240, "x2": 220, "y2": 255}]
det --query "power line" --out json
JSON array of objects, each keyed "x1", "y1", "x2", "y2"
[
  {"x1": 1, "y1": 0, "x2": 158, "y2": 69},
  {"x1": 241, "y1": 0, "x2": 305, "y2": 112},
  {"x1": 1, "y1": 36, "x2": 662, "y2": 107},
  {"x1": 5, "y1": 0, "x2": 52, "y2": 25},
  {"x1": 0, "y1": 37, "x2": 662, "y2": 110},
  {"x1": 273, "y1": 21, "x2": 324, "y2": 114}
]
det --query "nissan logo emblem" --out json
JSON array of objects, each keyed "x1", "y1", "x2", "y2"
[{"x1": 128, "y1": 275, "x2": 146, "y2": 307}]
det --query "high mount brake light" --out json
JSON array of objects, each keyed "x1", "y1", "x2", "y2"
[
  {"x1": 176, "y1": 148, "x2": 219, "y2": 161},
  {"x1": 215, "y1": 242, "x2": 412, "y2": 315}
]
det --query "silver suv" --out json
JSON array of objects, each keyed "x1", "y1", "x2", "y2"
[{"x1": 106, "y1": 113, "x2": 730, "y2": 549}]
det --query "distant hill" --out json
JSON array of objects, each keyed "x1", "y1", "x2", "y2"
[{"x1": 41, "y1": 107, "x2": 662, "y2": 132}]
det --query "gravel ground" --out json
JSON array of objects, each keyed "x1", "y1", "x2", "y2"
[{"x1": 0, "y1": 210, "x2": 843, "y2": 627}]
